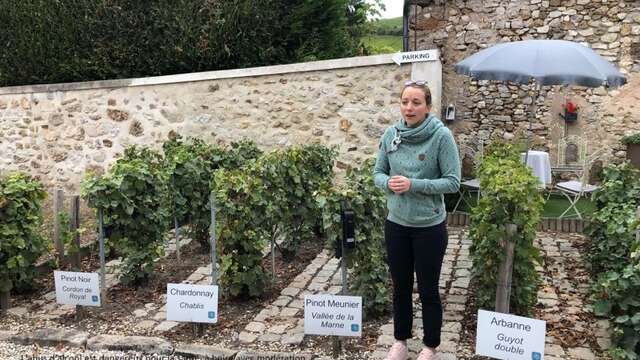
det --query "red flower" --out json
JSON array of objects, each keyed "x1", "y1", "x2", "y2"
[{"x1": 565, "y1": 102, "x2": 578, "y2": 114}]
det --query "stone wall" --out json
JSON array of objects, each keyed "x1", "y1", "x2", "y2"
[
  {"x1": 0, "y1": 56, "x2": 415, "y2": 190},
  {"x1": 408, "y1": 0, "x2": 640, "y2": 173}
]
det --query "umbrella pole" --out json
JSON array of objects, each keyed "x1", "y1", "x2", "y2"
[{"x1": 524, "y1": 83, "x2": 542, "y2": 165}]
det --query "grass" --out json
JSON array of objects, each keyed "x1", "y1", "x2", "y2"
[
  {"x1": 361, "y1": 35, "x2": 402, "y2": 54},
  {"x1": 362, "y1": 16, "x2": 403, "y2": 54},
  {"x1": 369, "y1": 16, "x2": 403, "y2": 34},
  {"x1": 446, "y1": 192, "x2": 596, "y2": 219}
]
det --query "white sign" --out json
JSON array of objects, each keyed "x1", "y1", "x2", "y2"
[
  {"x1": 476, "y1": 309, "x2": 546, "y2": 360},
  {"x1": 54, "y1": 271, "x2": 101, "y2": 306},
  {"x1": 166, "y1": 283, "x2": 218, "y2": 324},
  {"x1": 392, "y1": 49, "x2": 439, "y2": 65},
  {"x1": 304, "y1": 294, "x2": 362, "y2": 337}
]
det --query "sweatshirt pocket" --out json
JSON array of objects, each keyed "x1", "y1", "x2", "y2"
[
  {"x1": 388, "y1": 192, "x2": 440, "y2": 224},
  {"x1": 410, "y1": 193, "x2": 440, "y2": 220}
]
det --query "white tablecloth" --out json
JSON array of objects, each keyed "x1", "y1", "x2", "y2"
[{"x1": 521, "y1": 151, "x2": 552, "y2": 186}]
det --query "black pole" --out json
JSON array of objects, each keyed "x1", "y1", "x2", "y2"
[{"x1": 403, "y1": 0, "x2": 410, "y2": 51}]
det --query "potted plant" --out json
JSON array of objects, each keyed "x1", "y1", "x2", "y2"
[
  {"x1": 621, "y1": 133, "x2": 640, "y2": 168},
  {"x1": 560, "y1": 101, "x2": 578, "y2": 122}
]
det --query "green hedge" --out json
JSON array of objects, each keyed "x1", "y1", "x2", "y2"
[
  {"x1": 163, "y1": 136, "x2": 261, "y2": 252},
  {"x1": 213, "y1": 144, "x2": 336, "y2": 298},
  {"x1": 587, "y1": 163, "x2": 640, "y2": 359},
  {"x1": 469, "y1": 141, "x2": 544, "y2": 315},
  {"x1": 0, "y1": 0, "x2": 373, "y2": 87},
  {"x1": 0, "y1": 173, "x2": 48, "y2": 294},
  {"x1": 82, "y1": 146, "x2": 170, "y2": 286},
  {"x1": 213, "y1": 166, "x2": 270, "y2": 298},
  {"x1": 253, "y1": 144, "x2": 336, "y2": 258}
]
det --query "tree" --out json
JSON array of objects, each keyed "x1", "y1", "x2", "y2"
[{"x1": 0, "y1": 0, "x2": 381, "y2": 86}]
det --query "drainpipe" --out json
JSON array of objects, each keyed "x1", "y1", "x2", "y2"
[{"x1": 403, "y1": 0, "x2": 410, "y2": 51}]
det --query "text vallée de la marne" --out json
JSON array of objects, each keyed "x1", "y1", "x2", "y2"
[
  {"x1": 491, "y1": 316, "x2": 533, "y2": 356},
  {"x1": 170, "y1": 288, "x2": 215, "y2": 310},
  {"x1": 306, "y1": 298, "x2": 358, "y2": 329}
]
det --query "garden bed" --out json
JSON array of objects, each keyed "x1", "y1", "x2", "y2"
[{"x1": 1, "y1": 236, "x2": 327, "y2": 341}]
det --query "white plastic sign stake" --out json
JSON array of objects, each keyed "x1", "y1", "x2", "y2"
[
  {"x1": 392, "y1": 49, "x2": 439, "y2": 65},
  {"x1": 166, "y1": 283, "x2": 218, "y2": 324},
  {"x1": 54, "y1": 271, "x2": 101, "y2": 306},
  {"x1": 304, "y1": 294, "x2": 362, "y2": 337},
  {"x1": 476, "y1": 309, "x2": 546, "y2": 360}
]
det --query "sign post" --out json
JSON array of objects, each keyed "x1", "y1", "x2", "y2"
[
  {"x1": 210, "y1": 193, "x2": 217, "y2": 286},
  {"x1": 172, "y1": 175, "x2": 181, "y2": 262},
  {"x1": 330, "y1": 201, "x2": 357, "y2": 356},
  {"x1": 476, "y1": 309, "x2": 546, "y2": 360},
  {"x1": 98, "y1": 209, "x2": 107, "y2": 306}
]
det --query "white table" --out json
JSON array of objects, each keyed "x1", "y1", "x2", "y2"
[{"x1": 521, "y1": 150, "x2": 552, "y2": 186}]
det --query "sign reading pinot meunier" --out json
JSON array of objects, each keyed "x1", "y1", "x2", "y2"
[
  {"x1": 166, "y1": 283, "x2": 218, "y2": 323},
  {"x1": 54, "y1": 270, "x2": 101, "y2": 306},
  {"x1": 304, "y1": 294, "x2": 362, "y2": 337},
  {"x1": 476, "y1": 309, "x2": 546, "y2": 360}
]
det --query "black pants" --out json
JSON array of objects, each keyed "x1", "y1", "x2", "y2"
[{"x1": 385, "y1": 219, "x2": 448, "y2": 348}]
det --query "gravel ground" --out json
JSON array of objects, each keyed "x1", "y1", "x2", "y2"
[
  {"x1": 0, "y1": 340, "x2": 374, "y2": 360},
  {"x1": 0, "y1": 341, "x2": 145, "y2": 360}
]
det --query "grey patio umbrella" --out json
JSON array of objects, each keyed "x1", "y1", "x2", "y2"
[
  {"x1": 455, "y1": 39, "x2": 627, "y2": 88},
  {"x1": 454, "y1": 39, "x2": 627, "y2": 160}
]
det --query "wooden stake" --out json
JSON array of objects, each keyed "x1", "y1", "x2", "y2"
[
  {"x1": 495, "y1": 223, "x2": 518, "y2": 314},
  {"x1": 53, "y1": 189, "x2": 65, "y2": 267},
  {"x1": 69, "y1": 196, "x2": 81, "y2": 270},
  {"x1": 0, "y1": 290, "x2": 10, "y2": 315}
]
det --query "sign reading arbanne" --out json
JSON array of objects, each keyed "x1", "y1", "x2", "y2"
[
  {"x1": 476, "y1": 309, "x2": 546, "y2": 360},
  {"x1": 54, "y1": 270, "x2": 101, "y2": 306},
  {"x1": 166, "y1": 283, "x2": 218, "y2": 324},
  {"x1": 304, "y1": 294, "x2": 362, "y2": 337}
]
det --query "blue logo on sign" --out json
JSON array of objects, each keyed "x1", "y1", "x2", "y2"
[
  {"x1": 531, "y1": 352, "x2": 541, "y2": 360},
  {"x1": 351, "y1": 324, "x2": 359, "y2": 332},
  {"x1": 92, "y1": 295, "x2": 98, "y2": 302},
  {"x1": 208, "y1": 311, "x2": 216, "y2": 319}
]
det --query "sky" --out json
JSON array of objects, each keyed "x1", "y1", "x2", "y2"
[{"x1": 377, "y1": 0, "x2": 403, "y2": 19}]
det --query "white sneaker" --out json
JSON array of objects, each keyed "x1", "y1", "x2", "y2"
[{"x1": 384, "y1": 341, "x2": 408, "y2": 360}]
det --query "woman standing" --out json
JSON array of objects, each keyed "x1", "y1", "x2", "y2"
[{"x1": 373, "y1": 80, "x2": 460, "y2": 360}]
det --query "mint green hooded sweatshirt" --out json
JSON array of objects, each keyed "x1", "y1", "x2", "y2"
[{"x1": 373, "y1": 114, "x2": 460, "y2": 227}]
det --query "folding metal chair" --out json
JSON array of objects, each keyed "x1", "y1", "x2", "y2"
[
  {"x1": 551, "y1": 135, "x2": 586, "y2": 180},
  {"x1": 452, "y1": 178, "x2": 481, "y2": 213},
  {"x1": 554, "y1": 147, "x2": 605, "y2": 219},
  {"x1": 452, "y1": 142, "x2": 483, "y2": 213}
]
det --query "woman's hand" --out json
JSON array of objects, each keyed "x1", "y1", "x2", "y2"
[{"x1": 388, "y1": 175, "x2": 411, "y2": 194}]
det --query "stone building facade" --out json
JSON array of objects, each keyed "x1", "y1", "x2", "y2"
[{"x1": 408, "y1": 0, "x2": 640, "y2": 175}]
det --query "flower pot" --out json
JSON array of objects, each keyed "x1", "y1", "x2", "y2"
[
  {"x1": 627, "y1": 143, "x2": 640, "y2": 169},
  {"x1": 563, "y1": 109, "x2": 577, "y2": 123}
]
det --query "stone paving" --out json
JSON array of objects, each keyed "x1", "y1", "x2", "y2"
[
  {"x1": 238, "y1": 250, "x2": 340, "y2": 346},
  {"x1": 369, "y1": 229, "x2": 611, "y2": 360},
  {"x1": 533, "y1": 233, "x2": 610, "y2": 360},
  {"x1": 5, "y1": 232, "x2": 191, "y2": 322}
]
